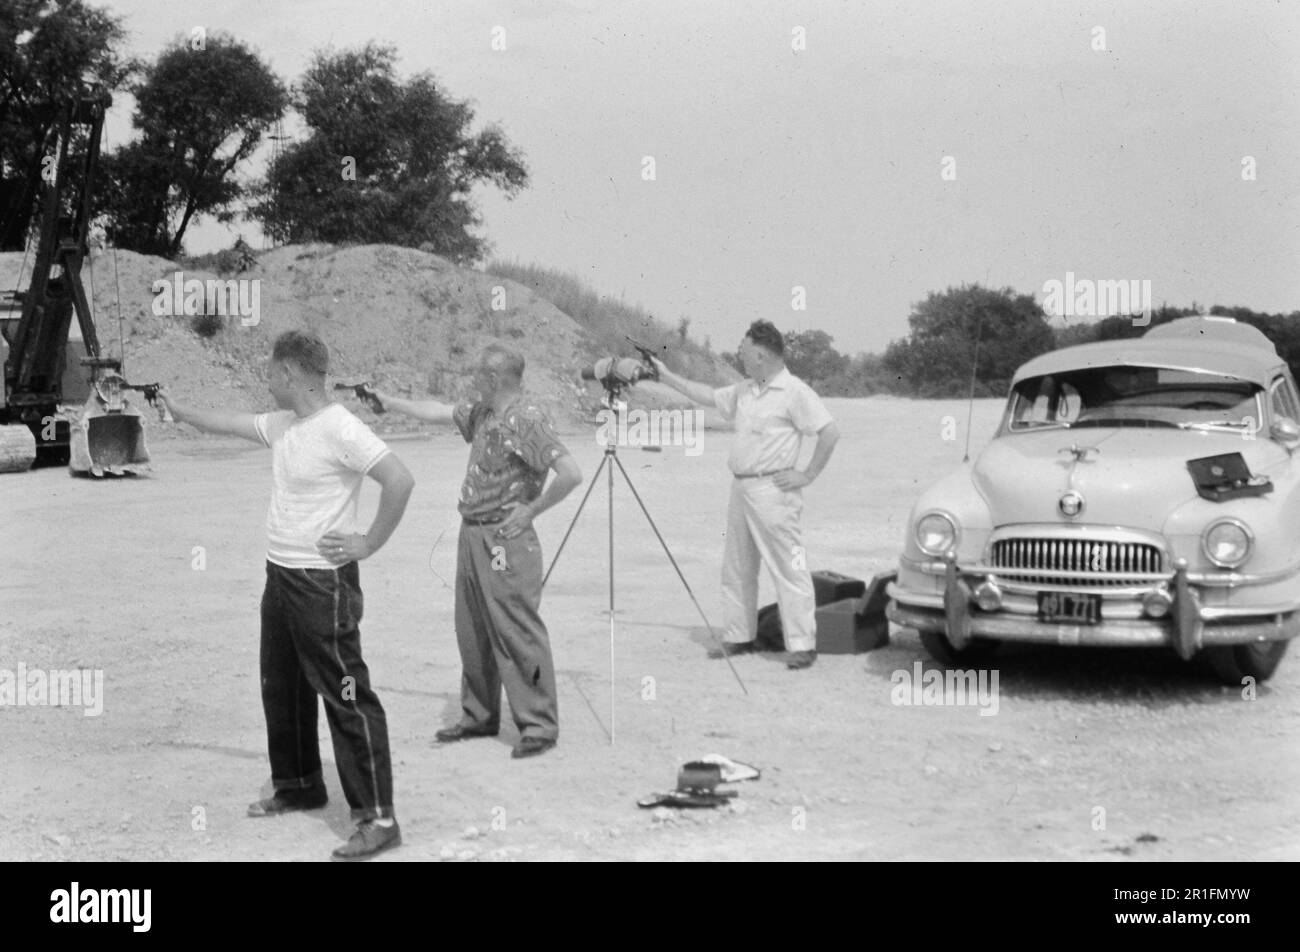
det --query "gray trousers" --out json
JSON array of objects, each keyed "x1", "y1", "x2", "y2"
[{"x1": 454, "y1": 521, "x2": 559, "y2": 741}]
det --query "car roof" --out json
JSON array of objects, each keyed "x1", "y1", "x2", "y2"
[{"x1": 1014, "y1": 317, "x2": 1286, "y2": 388}]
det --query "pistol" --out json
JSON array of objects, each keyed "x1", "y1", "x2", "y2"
[
  {"x1": 625, "y1": 336, "x2": 662, "y2": 381},
  {"x1": 334, "y1": 382, "x2": 386, "y2": 414},
  {"x1": 121, "y1": 381, "x2": 173, "y2": 422}
]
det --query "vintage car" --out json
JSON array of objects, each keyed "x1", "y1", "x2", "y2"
[{"x1": 886, "y1": 316, "x2": 1300, "y2": 684}]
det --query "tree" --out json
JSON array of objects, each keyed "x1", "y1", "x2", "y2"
[
  {"x1": 883, "y1": 284, "x2": 1055, "y2": 397},
  {"x1": 253, "y1": 43, "x2": 528, "y2": 262},
  {"x1": 783, "y1": 329, "x2": 847, "y2": 388},
  {"x1": 0, "y1": 0, "x2": 133, "y2": 250},
  {"x1": 96, "y1": 33, "x2": 287, "y2": 257},
  {"x1": 818, "y1": 351, "x2": 893, "y2": 397},
  {"x1": 1053, "y1": 305, "x2": 1197, "y2": 347},
  {"x1": 1210, "y1": 305, "x2": 1300, "y2": 384}
]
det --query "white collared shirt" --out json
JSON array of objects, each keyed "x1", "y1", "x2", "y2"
[{"x1": 713, "y1": 367, "x2": 833, "y2": 475}]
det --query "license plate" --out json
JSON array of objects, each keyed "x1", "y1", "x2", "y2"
[{"x1": 1037, "y1": 592, "x2": 1101, "y2": 625}]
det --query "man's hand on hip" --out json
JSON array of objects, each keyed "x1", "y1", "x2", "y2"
[
  {"x1": 772, "y1": 469, "x2": 811, "y2": 491},
  {"x1": 317, "y1": 532, "x2": 371, "y2": 564},
  {"x1": 496, "y1": 502, "x2": 535, "y2": 539}
]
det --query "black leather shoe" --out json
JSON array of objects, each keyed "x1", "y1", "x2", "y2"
[
  {"x1": 246, "y1": 788, "x2": 328, "y2": 817},
  {"x1": 511, "y1": 736, "x2": 557, "y2": 759},
  {"x1": 786, "y1": 650, "x2": 817, "y2": 670},
  {"x1": 330, "y1": 819, "x2": 402, "y2": 861},
  {"x1": 434, "y1": 723, "x2": 499, "y2": 743},
  {"x1": 708, "y1": 641, "x2": 758, "y2": 660}
]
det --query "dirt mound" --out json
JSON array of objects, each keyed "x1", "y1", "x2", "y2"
[{"x1": 1, "y1": 243, "x2": 737, "y2": 436}]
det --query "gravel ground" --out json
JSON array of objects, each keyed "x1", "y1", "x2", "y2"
[{"x1": 2, "y1": 397, "x2": 1296, "y2": 861}]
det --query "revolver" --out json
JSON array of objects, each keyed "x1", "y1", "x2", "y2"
[
  {"x1": 334, "y1": 382, "x2": 386, "y2": 414},
  {"x1": 121, "y1": 381, "x2": 174, "y2": 422}
]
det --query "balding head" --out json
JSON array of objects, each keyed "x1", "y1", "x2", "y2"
[
  {"x1": 482, "y1": 344, "x2": 524, "y2": 384},
  {"x1": 471, "y1": 343, "x2": 525, "y2": 400}
]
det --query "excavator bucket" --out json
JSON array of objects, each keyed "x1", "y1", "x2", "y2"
[{"x1": 69, "y1": 373, "x2": 151, "y2": 477}]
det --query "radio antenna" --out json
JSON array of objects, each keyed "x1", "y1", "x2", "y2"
[{"x1": 962, "y1": 310, "x2": 984, "y2": 463}]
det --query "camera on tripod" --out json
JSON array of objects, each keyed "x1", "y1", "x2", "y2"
[{"x1": 579, "y1": 336, "x2": 661, "y2": 401}]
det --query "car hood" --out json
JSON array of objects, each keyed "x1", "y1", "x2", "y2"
[{"x1": 973, "y1": 426, "x2": 1283, "y2": 526}]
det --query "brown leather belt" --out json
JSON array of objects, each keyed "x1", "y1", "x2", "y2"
[{"x1": 733, "y1": 469, "x2": 786, "y2": 479}]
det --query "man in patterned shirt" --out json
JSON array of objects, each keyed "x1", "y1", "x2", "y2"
[{"x1": 371, "y1": 345, "x2": 581, "y2": 758}]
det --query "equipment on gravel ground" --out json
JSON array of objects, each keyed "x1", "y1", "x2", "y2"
[{"x1": 1, "y1": 82, "x2": 152, "y2": 475}]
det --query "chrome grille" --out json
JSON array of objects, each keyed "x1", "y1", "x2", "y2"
[{"x1": 990, "y1": 537, "x2": 1164, "y2": 588}]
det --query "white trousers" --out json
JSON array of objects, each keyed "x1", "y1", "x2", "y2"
[{"x1": 722, "y1": 477, "x2": 817, "y2": 652}]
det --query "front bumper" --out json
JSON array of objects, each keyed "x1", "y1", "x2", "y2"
[{"x1": 887, "y1": 554, "x2": 1300, "y2": 659}]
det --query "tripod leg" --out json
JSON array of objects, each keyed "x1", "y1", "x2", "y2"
[
  {"x1": 612, "y1": 454, "x2": 748, "y2": 696},
  {"x1": 535, "y1": 451, "x2": 615, "y2": 742},
  {"x1": 542, "y1": 451, "x2": 608, "y2": 589},
  {"x1": 608, "y1": 448, "x2": 615, "y2": 744}
]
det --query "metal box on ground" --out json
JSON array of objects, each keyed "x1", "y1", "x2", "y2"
[
  {"x1": 814, "y1": 571, "x2": 896, "y2": 654},
  {"x1": 815, "y1": 597, "x2": 890, "y2": 654},
  {"x1": 812, "y1": 570, "x2": 866, "y2": 604}
]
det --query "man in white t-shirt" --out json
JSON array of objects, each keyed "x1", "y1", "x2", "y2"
[
  {"x1": 650, "y1": 320, "x2": 840, "y2": 669},
  {"x1": 157, "y1": 330, "x2": 414, "y2": 861}
]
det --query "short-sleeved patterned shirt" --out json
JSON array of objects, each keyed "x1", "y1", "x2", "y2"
[{"x1": 453, "y1": 396, "x2": 569, "y2": 521}]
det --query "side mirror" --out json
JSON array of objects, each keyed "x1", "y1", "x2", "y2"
[{"x1": 1270, "y1": 416, "x2": 1300, "y2": 449}]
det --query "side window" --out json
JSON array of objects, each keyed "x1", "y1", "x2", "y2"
[{"x1": 1270, "y1": 377, "x2": 1300, "y2": 423}]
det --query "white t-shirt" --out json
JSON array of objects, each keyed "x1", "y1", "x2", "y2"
[{"x1": 253, "y1": 403, "x2": 391, "y2": 569}]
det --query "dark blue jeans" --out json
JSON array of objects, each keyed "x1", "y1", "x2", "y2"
[{"x1": 259, "y1": 560, "x2": 394, "y2": 821}]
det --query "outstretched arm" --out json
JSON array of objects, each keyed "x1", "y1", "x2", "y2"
[
  {"x1": 369, "y1": 388, "x2": 456, "y2": 424},
  {"x1": 154, "y1": 386, "x2": 261, "y2": 443},
  {"x1": 648, "y1": 357, "x2": 719, "y2": 407}
]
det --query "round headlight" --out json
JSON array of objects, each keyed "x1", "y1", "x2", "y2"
[
  {"x1": 1201, "y1": 519, "x2": 1253, "y2": 569},
  {"x1": 915, "y1": 511, "x2": 959, "y2": 557}
]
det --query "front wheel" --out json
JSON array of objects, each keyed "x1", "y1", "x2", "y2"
[
  {"x1": 1200, "y1": 640, "x2": 1289, "y2": 685},
  {"x1": 920, "y1": 629, "x2": 1000, "y2": 667}
]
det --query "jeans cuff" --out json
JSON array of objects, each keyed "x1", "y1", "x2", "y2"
[
  {"x1": 272, "y1": 770, "x2": 325, "y2": 793},
  {"x1": 352, "y1": 805, "x2": 396, "y2": 823}
]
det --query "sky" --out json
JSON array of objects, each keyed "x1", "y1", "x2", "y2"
[{"x1": 95, "y1": 0, "x2": 1300, "y2": 355}]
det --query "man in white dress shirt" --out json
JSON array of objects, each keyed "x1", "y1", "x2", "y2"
[{"x1": 651, "y1": 320, "x2": 840, "y2": 669}]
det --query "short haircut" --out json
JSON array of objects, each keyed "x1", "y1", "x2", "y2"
[
  {"x1": 482, "y1": 343, "x2": 525, "y2": 383},
  {"x1": 745, "y1": 320, "x2": 784, "y2": 357},
  {"x1": 271, "y1": 330, "x2": 329, "y2": 377}
]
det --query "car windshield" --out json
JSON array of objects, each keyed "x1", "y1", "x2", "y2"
[{"x1": 1007, "y1": 365, "x2": 1262, "y2": 432}]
